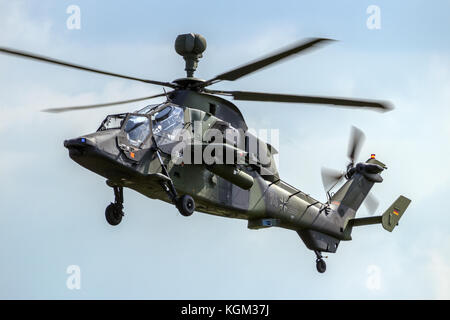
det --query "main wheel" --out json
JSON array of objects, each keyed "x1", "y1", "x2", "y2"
[
  {"x1": 316, "y1": 259, "x2": 326, "y2": 273},
  {"x1": 177, "y1": 195, "x2": 195, "y2": 217},
  {"x1": 105, "y1": 203, "x2": 123, "y2": 226}
]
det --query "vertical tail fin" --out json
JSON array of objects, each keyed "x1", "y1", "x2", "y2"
[{"x1": 381, "y1": 195, "x2": 411, "y2": 232}]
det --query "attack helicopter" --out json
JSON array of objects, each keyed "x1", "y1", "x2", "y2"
[{"x1": 0, "y1": 33, "x2": 411, "y2": 273}]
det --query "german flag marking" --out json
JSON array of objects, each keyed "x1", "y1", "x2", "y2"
[{"x1": 393, "y1": 209, "x2": 399, "y2": 216}]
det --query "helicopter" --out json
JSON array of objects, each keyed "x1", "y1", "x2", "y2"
[{"x1": 0, "y1": 33, "x2": 411, "y2": 273}]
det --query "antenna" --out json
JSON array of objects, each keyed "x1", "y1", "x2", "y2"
[{"x1": 175, "y1": 33, "x2": 207, "y2": 78}]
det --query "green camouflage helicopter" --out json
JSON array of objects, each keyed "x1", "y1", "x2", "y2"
[{"x1": 0, "y1": 33, "x2": 411, "y2": 273}]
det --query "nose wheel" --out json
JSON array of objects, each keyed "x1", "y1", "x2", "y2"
[
  {"x1": 105, "y1": 186, "x2": 124, "y2": 226},
  {"x1": 314, "y1": 250, "x2": 327, "y2": 273}
]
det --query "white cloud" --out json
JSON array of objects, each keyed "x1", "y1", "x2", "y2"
[
  {"x1": 0, "y1": 0, "x2": 53, "y2": 48},
  {"x1": 428, "y1": 249, "x2": 450, "y2": 299}
]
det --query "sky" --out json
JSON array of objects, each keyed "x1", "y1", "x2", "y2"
[{"x1": 0, "y1": 0, "x2": 449, "y2": 299}]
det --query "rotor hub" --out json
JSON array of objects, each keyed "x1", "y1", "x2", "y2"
[{"x1": 172, "y1": 77, "x2": 206, "y2": 89}]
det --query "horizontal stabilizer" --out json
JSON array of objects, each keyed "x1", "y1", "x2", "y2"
[{"x1": 350, "y1": 216, "x2": 382, "y2": 227}]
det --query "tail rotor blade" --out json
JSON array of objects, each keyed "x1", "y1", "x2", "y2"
[
  {"x1": 321, "y1": 167, "x2": 345, "y2": 192},
  {"x1": 348, "y1": 126, "x2": 365, "y2": 164},
  {"x1": 364, "y1": 193, "x2": 379, "y2": 215}
]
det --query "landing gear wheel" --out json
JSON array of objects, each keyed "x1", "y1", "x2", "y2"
[
  {"x1": 105, "y1": 203, "x2": 123, "y2": 226},
  {"x1": 316, "y1": 258, "x2": 326, "y2": 273},
  {"x1": 105, "y1": 185, "x2": 124, "y2": 226},
  {"x1": 177, "y1": 195, "x2": 195, "y2": 217}
]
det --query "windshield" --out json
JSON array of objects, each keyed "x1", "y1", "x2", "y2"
[
  {"x1": 124, "y1": 115, "x2": 151, "y2": 148},
  {"x1": 98, "y1": 114, "x2": 127, "y2": 131},
  {"x1": 152, "y1": 105, "x2": 184, "y2": 145}
]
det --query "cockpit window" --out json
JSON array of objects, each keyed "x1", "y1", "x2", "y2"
[
  {"x1": 152, "y1": 105, "x2": 184, "y2": 146},
  {"x1": 124, "y1": 115, "x2": 151, "y2": 148},
  {"x1": 98, "y1": 114, "x2": 127, "y2": 131}
]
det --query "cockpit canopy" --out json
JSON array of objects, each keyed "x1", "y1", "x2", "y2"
[
  {"x1": 151, "y1": 105, "x2": 185, "y2": 146},
  {"x1": 97, "y1": 103, "x2": 185, "y2": 151},
  {"x1": 123, "y1": 115, "x2": 151, "y2": 148}
]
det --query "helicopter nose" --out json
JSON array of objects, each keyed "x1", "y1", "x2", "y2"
[{"x1": 64, "y1": 137, "x2": 93, "y2": 156}]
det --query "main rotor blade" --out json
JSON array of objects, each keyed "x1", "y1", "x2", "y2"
[
  {"x1": 207, "y1": 90, "x2": 392, "y2": 112},
  {"x1": 348, "y1": 126, "x2": 366, "y2": 163},
  {"x1": 42, "y1": 92, "x2": 169, "y2": 113},
  {"x1": 321, "y1": 167, "x2": 345, "y2": 192},
  {"x1": 205, "y1": 38, "x2": 334, "y2": 85},
  {"x1": 0, "y1": 47, "x2": 176, "y2": 88},
  {"x1": 364, "y1": 193, "x2": 379, "y2": 215}
]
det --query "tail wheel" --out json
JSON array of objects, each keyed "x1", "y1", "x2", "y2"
[{"x1": 177, "y1": 195, "x2": 195, "y2": 217}]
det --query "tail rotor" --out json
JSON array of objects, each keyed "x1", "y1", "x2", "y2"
[
  {"x1": 320, "y1": 126, "x2": 380, "y2": 215},
  {"x1": 321, "y1": 126, "x2": 365, "y2": 192}
]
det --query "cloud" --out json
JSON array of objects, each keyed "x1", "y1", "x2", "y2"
[
  {"x1": 0, "y1": 0, "x2": 53, "y2": 48},
  {"x1": 428, "y1": 249, "x2": 450, "y2": 299}
]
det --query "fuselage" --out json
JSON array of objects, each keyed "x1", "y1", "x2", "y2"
[{"x1": 64, "y1": 90, "x2": 349, "y2": 246}]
